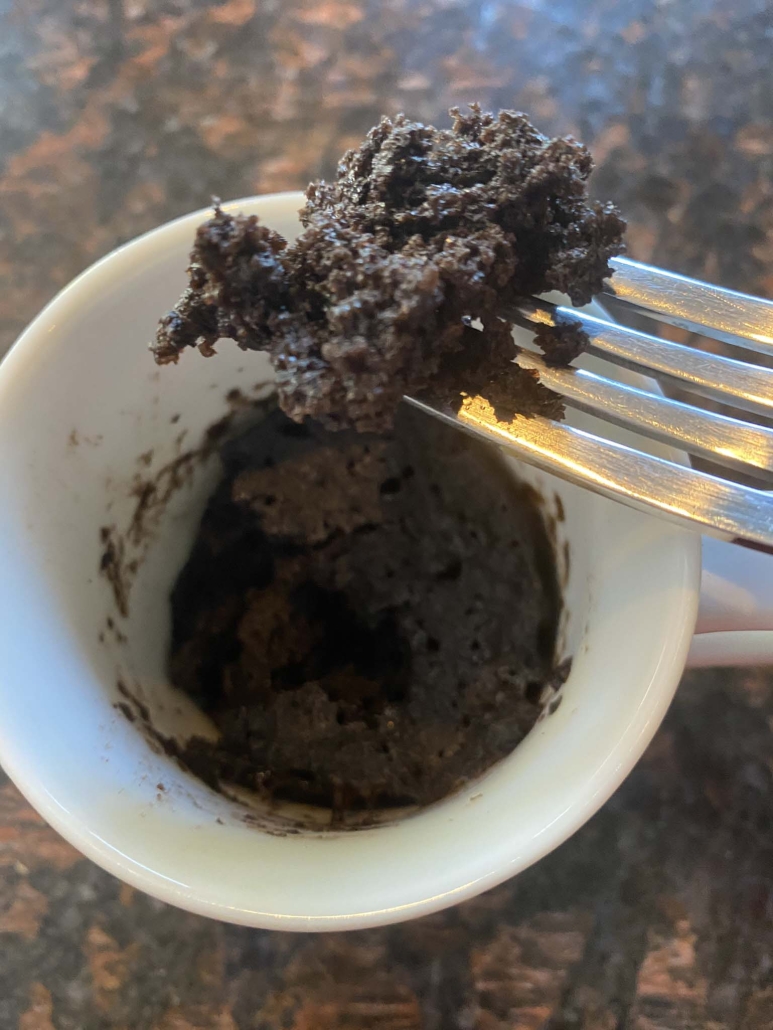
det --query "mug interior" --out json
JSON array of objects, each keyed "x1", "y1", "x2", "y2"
[{"x1": 0, "y1": 193, "x2": 701, "y2": 929}]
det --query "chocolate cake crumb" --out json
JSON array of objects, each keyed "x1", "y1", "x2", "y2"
[
  {"x1": 166, "y1": 402, "x2": 567, "y2": 818},
  {"x1": 532, "y1": 312, "x2": 591, "y2": 367},
  {"x1": 152, "y1": 105, "x2": 625, "y2": 433},
  {"x1": 433, "y1": 319, "x2": 567, "y2": 423}
]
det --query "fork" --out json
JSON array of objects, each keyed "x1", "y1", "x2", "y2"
[{"x1": 407, "y1": 257, "x2": 773, "y2": 550}]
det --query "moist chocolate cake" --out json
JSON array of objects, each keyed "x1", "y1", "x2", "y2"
[
  {"x1": 153, "y1": 105, "x2": 625, "y2": 433},
  {"x1": 168, "y1": 403, "x2": 567, "y2": 817},
  {"x1": 151, "y1": 107, "x2": 622, "y2": 818}
]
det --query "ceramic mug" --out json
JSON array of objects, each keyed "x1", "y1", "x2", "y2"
[{"x1": 1, "y1": 193, "x2": 772, "y2": 932}]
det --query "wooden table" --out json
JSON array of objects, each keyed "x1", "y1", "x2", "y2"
[{"x1": 2, "y1": 1, "x2": 773, "y2": 1026}]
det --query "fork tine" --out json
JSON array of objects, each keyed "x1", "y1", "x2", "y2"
[
  {"x1": 406, "y1": 392, "x2": 773, "y2": 549},
  {"x1": 510, "y1": 300, "x2": 773, "y2": 419},
  {"x1": 515, "y1": 350, "x2": 773, "y2": 479},
  {"x1": 603, "y1": 256, "x2": 773, "y2": 355}
]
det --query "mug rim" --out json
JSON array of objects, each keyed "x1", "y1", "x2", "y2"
[{"x1": 0, "y1": 193, "x2": 702, "y2": 929}]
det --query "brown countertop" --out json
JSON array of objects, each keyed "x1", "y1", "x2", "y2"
[{"x1": 2, "y1": 1, "x2": 773, "y2": 1026}]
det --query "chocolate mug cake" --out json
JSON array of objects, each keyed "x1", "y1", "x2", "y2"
[{"x1": 152, "y1": 106, "x2": 624, "y2": 818}]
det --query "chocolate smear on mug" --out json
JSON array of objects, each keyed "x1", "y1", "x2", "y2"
[{"x1": 97, "y1": 390, "x2": 272, "y2": 619}]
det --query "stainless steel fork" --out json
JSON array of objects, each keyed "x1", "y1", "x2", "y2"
[{"x1": 408, "y1": 257, "x2": 773, "y2": 549}]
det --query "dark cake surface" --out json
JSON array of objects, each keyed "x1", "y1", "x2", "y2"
[{"x1": 168, "y1": 403, "x2": 567, "y2": 818}]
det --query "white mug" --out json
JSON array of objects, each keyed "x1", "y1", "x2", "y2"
[{"x1": 1, "y1": 193, "x2": 772, "y2": 932}]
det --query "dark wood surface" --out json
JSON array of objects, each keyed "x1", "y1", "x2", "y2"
[{"x1": 2, "y1": 1, "x2": 773, "y2": 1026}]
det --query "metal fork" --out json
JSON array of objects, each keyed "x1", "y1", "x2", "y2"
[{"x1": 407, "y1": 257, "x2": 773, "y2": 549}]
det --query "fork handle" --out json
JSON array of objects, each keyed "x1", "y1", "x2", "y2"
[{"x1": 689, "y1": 537, "x2": 773, "y2": 667}]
